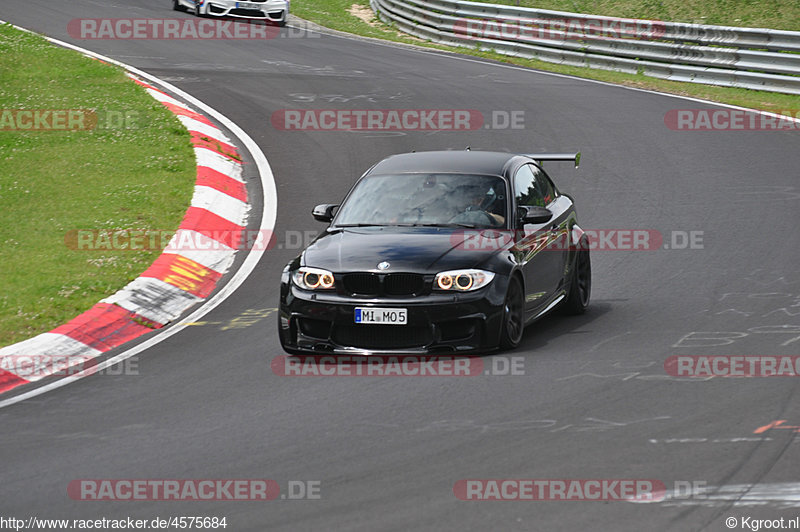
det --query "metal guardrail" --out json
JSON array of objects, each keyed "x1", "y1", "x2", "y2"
[{"x1": 371, "y1": 0, "x2": 800, "y2": 95}]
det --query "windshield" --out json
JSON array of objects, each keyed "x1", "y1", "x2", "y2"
[{"x1": 333, "y1": 173, "x2": 507, "y2": 228}]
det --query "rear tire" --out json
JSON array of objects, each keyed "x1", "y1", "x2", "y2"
[
  {"x1": 173, "y1": 0, "x2": 186, "y2": 11},
  {"x1": 562, "y1": 244, "x2": 591, "y2": 315},
  {"x1": 499, "y1": 276, "x2": 525, "y2": 350}
]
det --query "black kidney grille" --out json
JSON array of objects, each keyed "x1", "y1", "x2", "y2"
[
  {"x1": 383, "y1": 273, "x2": 425, "y2": 295},
  {"x1": 343, "y1": 273, "x2": 381, "y2": 295},
  {"x1": 342, "y1": 273, "x2": 425, "y2": 296}
]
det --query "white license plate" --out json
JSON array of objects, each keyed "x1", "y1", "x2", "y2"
[
  {"x1": 355, "y1": 307, "x2": 407, "y2": 325},
  {"x1": 236, "y1": 2, "x2": 260, "y2": 8}
]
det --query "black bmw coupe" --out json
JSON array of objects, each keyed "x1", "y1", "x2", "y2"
[{"x1": 278, "y1": 150, "x2": 591, "y2": 355}]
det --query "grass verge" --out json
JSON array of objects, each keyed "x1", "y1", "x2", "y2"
[
  {"x1": 0, "y1": 24, "x2": 196, "y2": 347},
  {"x1": 290, "y1": 0, "x2": 800, "y2": 115}
]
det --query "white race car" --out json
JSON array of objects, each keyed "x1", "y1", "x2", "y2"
[{"x1": 173, "y1": 0, "x2": 289, "y2": 26}]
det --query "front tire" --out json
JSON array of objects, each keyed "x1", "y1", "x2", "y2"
[
  {"x1": 562, "y1": 244, "x2": 591, "y2": 315},
  {"x1": 499, "y1": 276, "x2": 525, "y2": 350},
  {"x1": 194, "y1": 1, "x2": 204, "y2": 17}
]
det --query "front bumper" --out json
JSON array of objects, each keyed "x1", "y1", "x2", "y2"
[
  {"x1": 278, "y1": 282, "x2": 507, "y2": 355},
  {"x1": 202, "y1": 0, "x2": 288, "y2": 21}
]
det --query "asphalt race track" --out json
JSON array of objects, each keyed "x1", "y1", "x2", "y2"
[{"x1": 1, "y1": 1, "x2": 799, "y2": 530}]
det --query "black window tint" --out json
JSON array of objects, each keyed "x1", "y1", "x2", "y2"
[
  {"x1": 531, "y1": 165, "x2": 557, "y2": 205},
  {"x1": 514, "y1": 164, "x2": 545, "y2": 207},
  {"x1": 333, "y1": 173, "x2": 507, "y2": 228}
]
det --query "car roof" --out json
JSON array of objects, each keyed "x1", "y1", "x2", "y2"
[{"x1": 367, "y1": 150, "x2": 519, "y2": 177}]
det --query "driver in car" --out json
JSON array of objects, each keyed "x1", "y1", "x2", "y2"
[{"x1": 450, "y1": 184, "x2": 505, "y2": 227}]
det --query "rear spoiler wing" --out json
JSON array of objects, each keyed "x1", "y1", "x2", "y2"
[{"x1": 523, "y1": 152, "x2": 581, "y2": 169}]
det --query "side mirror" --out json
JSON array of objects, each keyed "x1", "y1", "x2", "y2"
[
  {"x1": 312, "y1": 204, "x2": 339, "y2": 223},
  {"x1": 518, "y1": 205, "x2": 553, "y2": 224}
]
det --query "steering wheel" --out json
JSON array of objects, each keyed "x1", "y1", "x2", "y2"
[{"x1": 449, "y1": 209, "x2": 498, "y2": 226}]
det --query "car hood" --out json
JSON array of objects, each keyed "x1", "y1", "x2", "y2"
[{"x1": 301, "y1": 227, "x2": 507, "y2": 273}]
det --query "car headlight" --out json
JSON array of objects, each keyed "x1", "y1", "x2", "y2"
[
  {"x1": 434, "y1": 269, "x2": 495, "y2": 292},
  {"x1": 292, "y1": 267, "x2": 335, "y2": 290}
]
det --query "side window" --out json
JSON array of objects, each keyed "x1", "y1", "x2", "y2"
[
  {"x1": 531, "y1": 165, "x2": 557, "y2": 205},
  {"x1": 514, "y1": 164, "x2": 545, "y2": 208}
]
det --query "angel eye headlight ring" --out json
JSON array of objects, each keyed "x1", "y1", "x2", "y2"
[
  {"x1": 434, "y1": 269, "x2": 494, "y2": 292},
  {"x1": 293, "y1": 267, "x2": 336, "y2": 290}
]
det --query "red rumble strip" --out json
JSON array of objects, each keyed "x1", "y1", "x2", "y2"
[{"x1": 0, "y1": 70, "x2": 249, "y2": 396}]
